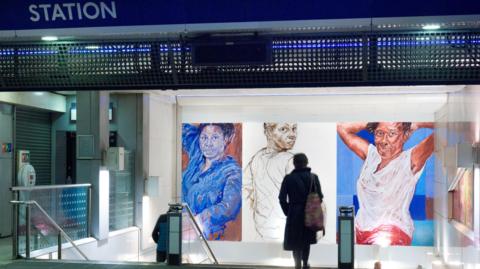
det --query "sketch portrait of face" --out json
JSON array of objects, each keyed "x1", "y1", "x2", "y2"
[
  {"x1": 265, "y1": 123, "x2": 298, "y2": 151},
  {"x1": 244, "y1": 122, "x2": 298, "y2": 241},
  {"x1": 199, "y1": 125, "x2": 227, "y2": 161},
  {"x1": 371, "y1": 122, "x2": 410, "y2": 160}
]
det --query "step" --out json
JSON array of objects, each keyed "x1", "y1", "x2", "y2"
[{"x1": 0, "y1": 260, "x2": 333, "y2": 269}]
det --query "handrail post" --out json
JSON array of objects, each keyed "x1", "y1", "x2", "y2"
[
  {"x1": 57, "y1": 233, "x2": 62, "y2": 260},
  {"x1": 12, "y1": 191, "x2": 18, "y2": 259},
  {"x1": 88, "y1": 186, "x2": 92, "y2": 237},
  {"x1": 25, "y1": 204, "x2": 31, "y2": 259}
]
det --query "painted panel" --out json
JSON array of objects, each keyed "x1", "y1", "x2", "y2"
[
  {"x1": 337, "y1": 122, "x2": 435, "y2": 246},
  {"x1": 182, "y1": 123, "x2": 242, "y2": 241},
  {"x1": 241, "y1": 122, "x2": 337, "y2": 244}
]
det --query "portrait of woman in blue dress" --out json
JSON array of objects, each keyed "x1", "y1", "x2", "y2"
[{"x1": 182, "y1": 123, "x2": 242, "y2": 240}]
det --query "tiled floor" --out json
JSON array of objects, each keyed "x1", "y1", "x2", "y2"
[
  {"x1": 0, "y1": 237, "x2": 12, "y2": 265},
  {"x1": 138, "y1": 248, "x2": 156, "y2": 262}
]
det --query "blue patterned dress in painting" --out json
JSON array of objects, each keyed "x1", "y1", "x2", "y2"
[{"x1": 182, "y1": 124, "x2": 242, "y2": 240}]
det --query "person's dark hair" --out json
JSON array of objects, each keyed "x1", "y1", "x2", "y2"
[
  {"x1": 366, "y1": 122, "x2": 412, "y2": 134},
  {"x1": 198, "y1": 123, "x2": 235, "y2": 143},
  {"x1": 293, "y1": 153, "x2": 308, "y2": 169}
]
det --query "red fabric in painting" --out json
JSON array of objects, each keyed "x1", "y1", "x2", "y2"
[{"x1": 356, "y1": 225, "x2": 412, "y2": 246}]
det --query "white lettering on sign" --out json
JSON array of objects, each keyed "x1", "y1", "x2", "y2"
[{"x1": 29, "y1": 1, "x2": 117, "y2": 22}]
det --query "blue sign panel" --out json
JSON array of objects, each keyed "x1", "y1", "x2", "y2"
[{"x1": 0, "y1": 0, "x2": 479, "y2": 31}]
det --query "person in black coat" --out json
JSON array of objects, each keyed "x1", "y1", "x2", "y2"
[
  {"x1": 279, "y1": 153, "x2": 324, "y2": 269},
  {"x1": 152, "y1": 211, "x2": 169, "y2": 262}
]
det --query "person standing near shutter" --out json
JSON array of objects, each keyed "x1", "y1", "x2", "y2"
[{"x1": 279, "y1": 153, "x2": 324, "y2": 269}]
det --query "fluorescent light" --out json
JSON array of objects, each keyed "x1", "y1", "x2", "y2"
[
  {"x1": 41, "y1": 36, "x2": 58, "y2": 41},
  {"x1": 98, "y1": 168, "x2": 110, "y2": 240},
  {"x1": 70, "y1": 108, "x2": 77, "y2": 121},
  {"x1": 85, "y1": 45, "x2": 100, "y2": 50},
  {"x1": 422, "y1": 24, "x2": 441, "y2": 30}
]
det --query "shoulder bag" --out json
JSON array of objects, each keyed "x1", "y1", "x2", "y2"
[{"x1": 304, "y1": 174, "x2": 324, "y2": 231}]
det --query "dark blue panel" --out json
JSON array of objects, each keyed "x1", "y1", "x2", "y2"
[
  {"x1": 186, "y1": 0, "x2": 371, "y2": 23},
  {"x1": 372, "y1": 0, "x2": 480, "y2": 18},
  {"x1": 1, "y1": 0, "x2": 480, "y2": 30}
]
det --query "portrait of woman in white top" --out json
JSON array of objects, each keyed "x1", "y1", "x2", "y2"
[{"x1": 337, "y1": 122, "x2": 434, "y2": 246}]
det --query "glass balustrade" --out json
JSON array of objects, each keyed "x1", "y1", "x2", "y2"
[
  {"x1": 181, "y1": 205, "x2": 217, "y2": 264},
  {"x1": 109, "y1": 150, "x2": 135, "y2": 231},
  {"x1": 12, "y1": 184, "x2": 91, "y2": 257}
]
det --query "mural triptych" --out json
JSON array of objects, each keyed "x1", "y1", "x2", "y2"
[{"x1": 182, "y1": 122, "x2": 436, "y2": 246}]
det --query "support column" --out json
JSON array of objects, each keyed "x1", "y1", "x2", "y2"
[{"x1": 76, "y1": 91, "x2": 110, "y2": 240}]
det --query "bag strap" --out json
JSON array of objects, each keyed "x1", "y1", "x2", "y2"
[{"x1": 309, "y1": 173, "x2": 316, "y2": 193}]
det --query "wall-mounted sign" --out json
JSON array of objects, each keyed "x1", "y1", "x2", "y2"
[
  {"x1": 28, "y1": 1, "x2": 117, "y2": 23},
  {"x1": 1, "y1": 143, "x2": 12, "y2": 153},
  {"x1": 70, "y1": 102, "x2": 112, "y2": 122},
  {"x1": 0, "y1": 0, "x2": 479, "y2": 31},
  {"x1": 17, "y1": 150, "x2": 31, "y2": 172}
]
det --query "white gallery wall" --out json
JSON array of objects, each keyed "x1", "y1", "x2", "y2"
[
  {"x1": 141, "y1": 93, "x2": 178, "y2": 251},
  {"x1": 142, "y1": 86, "x2": 469, "y2": 268}
]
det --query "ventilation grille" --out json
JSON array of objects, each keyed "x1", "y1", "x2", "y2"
[{"x1": 1, "y1": 32, "x2": 479, "y2": 90}]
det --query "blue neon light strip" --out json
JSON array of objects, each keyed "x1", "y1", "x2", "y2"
[
  {"x1": 0, "y1": 47, "x2": 185, "y2": 56},
  {"x1": 69, "y1": 48, "x2": 152, "y2": 54},
  {"x1": 159, "y1": 48, "x2": 183, "y2": 52},
  {"x1": 377, "y1": 39, "x2": 480, "y2": 47},
  {"x1": 273, "y1": 42, "x2": 363, "y2": 49},
  {"x1": 68, "y1": 46, "x2": 185, "y2": 54},
  {"x1": 17, "y1": 49, "x2": 58, "y2": 55}
]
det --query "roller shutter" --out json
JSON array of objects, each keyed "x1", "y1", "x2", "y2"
[{"x1": 15, "y1": 108, "x2": 52, "y2": 185}]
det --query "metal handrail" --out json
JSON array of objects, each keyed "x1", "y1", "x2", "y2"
[
  {"x1": 11, "y1": 200, "x2": 90, "y2": 261},
  {"x1": 181, "y1": 203, "x2": 219, "y2": 265},
  {"x1": 11, "y1": 183, "x2": 92, "y2": 191}
]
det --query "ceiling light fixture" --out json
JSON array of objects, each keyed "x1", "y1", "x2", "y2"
[
  {"x1": 85, "y1": 45, "x2": 100, "y2": 50},
  {"x1": 422, "y1": 24, "x2": 441, "y2": 30},
  {"x1": 41, "y1": 36, "x2": 58, "y2": 41}
]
